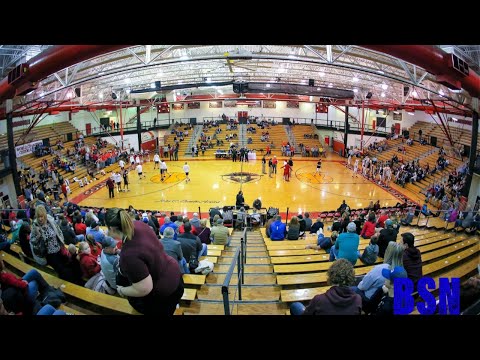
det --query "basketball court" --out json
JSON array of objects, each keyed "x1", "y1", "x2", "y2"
[{"x1": 75, "y1": 152, "x2": 408, "y2": 214}]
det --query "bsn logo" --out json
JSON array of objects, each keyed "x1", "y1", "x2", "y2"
[{"x1": 393, "y1": 277, "x2": 460, "y2": 315}]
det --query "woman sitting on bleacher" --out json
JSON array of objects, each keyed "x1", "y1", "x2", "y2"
[
  {"x1": 290, "y1": 259, "x2": 362, "y2": 315},
  {"x1": 287, "y1": 216, "x2": 300, "y2": 240}
]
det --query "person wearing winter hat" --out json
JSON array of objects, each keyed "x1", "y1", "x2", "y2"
[{"x1": 329, "y1": 222, "x2": 360, "y2": 266}]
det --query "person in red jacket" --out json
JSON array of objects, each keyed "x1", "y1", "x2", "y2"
[
  {"x1": 360, "y1": 212, "x2": 377, "y2": 239},
  {"x1": 0, "y1": 259, "x2": 50, "y2": 315},
  {"x1": 77, "y1": 241, "x2": 101, "y2": 281}
]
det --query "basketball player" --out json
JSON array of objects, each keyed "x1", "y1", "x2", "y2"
[
  {"x1": 316, "y1": 159, "x2": 322, "y2": 174},
  {"x1": 347, "y1": 152, "x2": 352, "y2": 167},
  {"x1": 353, "y1": 158, "x2": 359, "y2": 178},
  {"x1": 160, "y1": 160, "x2": 168, "y2": 181},
  {"x1": 136, "y1": 163, "x2": 145, "y2": 179},
  {"x1": 114, "y1": 171, "x2": 122, "y2": 192},
  {"x1": 119, "y1": 159, "x2": 125, "y2": 171},
  {"x1": 123, "y1": 169, "x2": 130, "y2": 191},
  {"x1": 183, "y1": 162, "x2": 190, "y2": 182},
  {"x1": 129, "y1": 154, "x2": 135, "y2": 170},
  {"x1": 153, "y1": 152, "x2": 160, "y2": 169}
]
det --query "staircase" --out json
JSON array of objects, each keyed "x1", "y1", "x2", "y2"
[
  {"x1": 284, "y1": 125, "x2": 297, "y2": 149},
  {"x1": 238, "y1": 124, "x2": 247, "y2": 148},
  {"x1": 185, "y1": 125, "x2": 203, "y2": 155},
  {"x1": 181, "y1": 229, "x2": 288, "y2": 315}
]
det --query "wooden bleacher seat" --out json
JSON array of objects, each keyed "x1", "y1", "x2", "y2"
[{"x1": 1, "y1": 251, "x2": 141, "y2": 315}]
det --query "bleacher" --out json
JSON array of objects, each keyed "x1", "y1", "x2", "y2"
[
  {"x1": 245, "y1": 125, "x2": 285, "y2": 156},
  {"x1": 290, "y1": 124, "x2": 325, "y2": 156},
  {"x1": 162, "y1": 123, "x2": 192, "y2": 157},
  {"x1": 409, "y1": 121, "x2": 480, "y2": 153},
  {"x1": 0, "y1": 122, "x2": 78, "y2": 151},
  {"x1": 199, "y1": 124, "x2": 240, "y2": 157},
  {"x1": 20, "y1": 136, "x2": 121, "y2": 194}
]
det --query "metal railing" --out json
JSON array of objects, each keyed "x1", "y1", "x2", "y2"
[{"x1": 221, "y1": 227, "x2": 247, "y2": 315}]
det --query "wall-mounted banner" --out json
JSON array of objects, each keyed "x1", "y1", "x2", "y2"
[{"x1": 15, "y1": 140, "x2": 43, "y2": 157}]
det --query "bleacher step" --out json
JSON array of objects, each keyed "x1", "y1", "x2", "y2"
[
  {"x1": 206, "y1": 273, "x2": 277, "y2": 285},
  {"x1": 214, "y1": 264, "x2": 273, "y2": 273},
  {"x1": 181, "y1": 301, "x2": 288, "y2": 315},
  {"x1": 196, "y1": 285, "x2": 280, "y2": 301},
  {"x1": 216, "y1": 257, "x2": 270, "y2": 265},
  {"x1": 223, "y1": 250, "x2": 268, "y2": 256}
]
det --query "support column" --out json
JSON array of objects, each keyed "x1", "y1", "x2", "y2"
[
  {"x1": 6, "y1": 99, "x2": 22, "y2": 196},
  {"x1": 344, "y1": 106, "x2": 349, "y2": 155},
  {"x1": 360, "y1": 102, "x2": 365, "y2": 150},
  {"x1": 463, "y1": 108, "x2": 479, "y2": 197},
  {"x1": 136, "y1": 106, "x2": 141, "y2": 152}
]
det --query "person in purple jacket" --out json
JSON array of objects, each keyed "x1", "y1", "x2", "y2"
[{"x1": 290, "y1": 259, "x2": 362, "y2": 315}]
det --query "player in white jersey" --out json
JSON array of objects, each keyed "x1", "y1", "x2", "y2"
[
  {"x1": 353, "y1": 159, "x2": 359, "y2": 178},
  {"x1": 183, "y1": 162, "x2": 190, "y2": 182},
  {"x1": 347, "y1": 153, "x2": 352, "y2": 166},
  {"x1": 160, "y1": 160, "x2": 168, "y2": 181},
  {"x1": 135, "y1": 155, "x2": 141, "y2": 165},
  {"x1": 119, "y1": 159, "x2": 125, "y2": 171},
  {"x1": 136, "y1": 164, "x2": 145, "y2": 179},
  {"x1": 153, "y1": 153, "x2": 160, "y2": 169},
  {"x1": 129, "y1": 155, "x2": 135, "y2": 169},
  {"x1": 114, "y1": 172, "x2": 122, "y2": 192}
]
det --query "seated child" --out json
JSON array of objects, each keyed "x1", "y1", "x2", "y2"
[
  {"x1": 358, "y1": 236, "x2": 379, "y2": 265},
  {"x1": 305, "y1": 229, "x2": 338, "y2": 252}
]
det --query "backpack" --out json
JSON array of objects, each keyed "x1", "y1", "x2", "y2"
[{"x1": 188, "y1": 254, "x2": 199, "y2": 272}]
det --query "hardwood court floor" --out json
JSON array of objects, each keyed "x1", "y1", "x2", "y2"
[{"x1": 76, "y1": 153, "x2": 402, "y2": 213}]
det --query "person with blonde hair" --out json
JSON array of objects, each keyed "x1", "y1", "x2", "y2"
[
  {"x1": 354, "y1": 241, "x2": 405, "y2": 314},
  {"x1": 30, "y1": 205, "x2": 72, "y2": 279},
  {"x1": 105, "y1": 207, "x2": 183, "y2": 315}
]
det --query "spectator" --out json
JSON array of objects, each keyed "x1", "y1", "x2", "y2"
[
  {"x1": 290, "y1": 259, "x2": 361, "y2": 315},
  {"x1": 360, "y1": 212, "x2": 377, "y2": 239},
  {"x1": 197, "y1": 219, "x2": 212, "y2": 245},
  {"x1": 400, "y1": 232, "x2": 423, "y2": 287},
  {"x1": 269, "y1": 215, "x2": 286, "y2": 241},
  {"x1": 358, "y1": 236, "x2": 379, "y2": 265},
  {"x1": 330, "y1": 222, "x2": 360, "y2": 266},
  {"x1": 377, "y1": 219, "x2": 397, "y2": 258},
  {"x1": 100, "y1": 236, "x2": 120, "y2": 292},
  {"x1": 304, "y1": 212, "x2": 312, "y2": 231},
  {"x1": 106, "y1": 208, "x2": 184, "y2": 315},
  {"x1": 161, "y1": 227, "x2": 189, "y2": 274},
  {"x1": 287, "y1": 216, "x2": 301, "y2": 240}
]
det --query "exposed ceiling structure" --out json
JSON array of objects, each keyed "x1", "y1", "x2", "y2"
[{"x1": 0, "y1": 45, "x2": 479, "y2": 115}]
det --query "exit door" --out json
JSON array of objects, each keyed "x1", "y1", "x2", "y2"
[
  {"x1": 238, "y1": 111, "x2": 248, "y2": 123},
  {"x1": 86, "y1": 123, "x2": 92, "y2": 135}
]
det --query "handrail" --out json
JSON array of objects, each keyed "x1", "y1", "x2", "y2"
[{"x1": 221, "y1": 228, "x2": 246, "y2": 315}]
